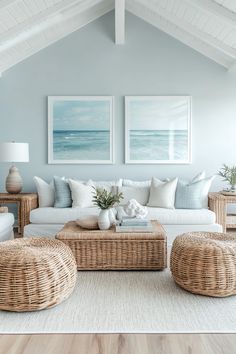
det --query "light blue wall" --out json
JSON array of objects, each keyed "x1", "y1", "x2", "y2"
[{"x1": 1, "y1": 11, "x2": 236, "y2": 192}]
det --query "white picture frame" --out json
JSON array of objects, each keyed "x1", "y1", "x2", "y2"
[
  {"x1": 48, "y1": 96, "x2": 114, "y2": 164},
  {"x1": 125, "y1": 96, "x2": 192, "y2": 164}
]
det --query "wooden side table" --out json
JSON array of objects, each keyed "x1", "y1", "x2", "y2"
[
  {"x1": 0, "y1": 193, "x2": 38, "y2": 236},
  {"x1": 208, "y1": 192, "x2": 236, "y2": 232}
]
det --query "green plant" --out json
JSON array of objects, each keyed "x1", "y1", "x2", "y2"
[
  {"x1": 218, "y1": 164, "x2": 236, "y2": 186},
  {"x1": 92, "y1": 187, "x2": 123, "y2": 210}
]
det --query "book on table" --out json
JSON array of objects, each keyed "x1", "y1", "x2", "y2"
[
  {"x1": 120, "y1": 217, "x2": 149, "y2": 226},
  {"x1": 116, "y1": 218, "x2": 153, "y2": 233}
]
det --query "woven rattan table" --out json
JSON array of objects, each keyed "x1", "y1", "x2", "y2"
[
  {"x1": 209, "y1": 192, "x2": 236, "y2": 232},
  {"x1": 56, "y1": 220, "x2": 167, "y2": 270}
]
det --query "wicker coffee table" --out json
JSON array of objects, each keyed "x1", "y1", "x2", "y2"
[{"x1": 56, "y1": 220, "x2": 167, "y2": 270}]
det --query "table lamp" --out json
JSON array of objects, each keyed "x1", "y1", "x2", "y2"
[{"x1": 0, "y1": 142, "x2": 29, "y2": 194}]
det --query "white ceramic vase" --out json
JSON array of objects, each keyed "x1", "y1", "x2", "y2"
[
  {"x1": 98, "y1": 209, "x2": 111, "y2": 230},
  {"x1": 109, "y1": 209, "x2": 117, "y2": 225}
]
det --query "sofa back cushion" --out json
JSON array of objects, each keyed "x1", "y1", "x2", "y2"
[
  {"x1": 88, "y1": 179, "x2": 122, "y2": 193},
  {"x1": 53, "y1": 176, "x2": 72, "y2": 208},
  {"x1": 118, "y1": 186, "x2": 150, "y2": 206},
  {"x1": 192, "y1": 171, "x2": 206, "y2": 183},
  {"x1": 123, "y1": 179, "x2": 151, "y2": 187},
  {"x1": 119, "y1": 179, "x2": 151, "y2": 206}
]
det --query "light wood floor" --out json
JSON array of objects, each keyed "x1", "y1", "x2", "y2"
[{"x1": 0, "y1": 334, "x2": 236, "y2": 354}]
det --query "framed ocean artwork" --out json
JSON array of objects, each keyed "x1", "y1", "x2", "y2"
[
  {"x1": 48, "y1": 96, "x2": 114, "y2": 164},
  {"x1": 125, "y1": 96, "x2": 192, "y2": 164}
]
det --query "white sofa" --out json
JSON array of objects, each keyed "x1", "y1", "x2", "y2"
[
  {"x1": 24, "y1": 205, "x2": 222, "y2": 245},
  {"x1": 0, "y1": 210, "x2": 14, "y2": 241}
]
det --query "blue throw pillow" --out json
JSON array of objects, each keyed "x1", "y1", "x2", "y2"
[
  {"x1": 53, "y1": 176, "x2": 72, "y2": 208},
  {"x1": 175, "y1": 179, "x2": 208, "y2": 209}
]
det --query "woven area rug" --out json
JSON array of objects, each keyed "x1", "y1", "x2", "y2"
[{"x1": 1, "y1": 268, "x2": 236, "y2": 334}]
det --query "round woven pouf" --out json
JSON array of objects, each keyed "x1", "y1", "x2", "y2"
[
  {"x1": 0, "y1": 238, "x2": 77, "y2": 312},
  {"x1": 170, "y1": 232, "x2": 236, "y2": 297}
]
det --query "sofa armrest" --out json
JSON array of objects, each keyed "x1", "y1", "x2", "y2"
[{"x1": 208, "y1": 193, "x2": 226, "y2": 232}]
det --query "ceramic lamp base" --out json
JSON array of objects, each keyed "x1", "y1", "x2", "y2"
[{"x1": 6, "y1": 166, "x2": 23, "y2": 194}]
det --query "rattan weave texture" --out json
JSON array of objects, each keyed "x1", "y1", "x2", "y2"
[
  {"x1": 56, "y1": 221, "x2": 167, "y2": 270},
  {"x1": 170, "y1": 232, "x2": 236, "y2": 297},
  {"x1": 0, "y1": 238, "x2": 77, "y2": 312}
]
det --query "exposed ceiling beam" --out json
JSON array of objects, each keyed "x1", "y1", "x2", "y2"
[
  {"x1": 126, "y1": 0, "x2": 232, "y2": 68},
  {"x1": 0, "y1": 0, "x2": 114, "y2": 74},
  {"x1": 0, "y1": 0, "x2": 81, "y2": 45},
  {"x1": 149, "y1": 0, "x2": 236, "y2": 60},
  {"x1": 0, "y1": 0, "x2": 106, "y2": 50},
  {"x1": 184, "y1": 0, "x2": 236, "y2": 28},
  {"x1": 0, "y1": 15, "x2": 63, "y2": 52},
  {"x1": 128, "y1": 0, "x2": 236, "y2": 63},
  {"x1": 115, "y1": 0, "x2": 125, "y2": 44},
  {"x1": 0, "y1": 0, "x2": 19, "y2": 10}
]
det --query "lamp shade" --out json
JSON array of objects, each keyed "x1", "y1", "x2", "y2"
[{"x1": 0, "y1": 142, "x2": 29, "y2": 162}]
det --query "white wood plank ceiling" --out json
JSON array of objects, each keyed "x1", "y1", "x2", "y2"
[{"x1": 0, "y1": 0, "x2": 236, "y2": 75}]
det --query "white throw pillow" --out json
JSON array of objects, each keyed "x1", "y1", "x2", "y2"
[
  {"x1": 201, "y1": 176, "x2": 215, "y2": 208},
  {"x1": 33, "y1": 176, "x2": 54, "y2": 207},
  {"x1": 123, "y1": 179, "x2": 151, "y2": 187},
  {"x1": 119, "y1": 186, "x2": 150, "y2": 206},
  {"x1": 69, "y1": 179, "x2": 95, "y2": 208},
  {"x1": 190, "y1": 171, "x2": 215, "y2": 208},
  {"x1": 147, "y1": 177, "x2": 178, "y2": 209}
]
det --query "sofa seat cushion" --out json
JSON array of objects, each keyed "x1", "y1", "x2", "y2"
[
  {"x1": 0, "y1": 213, "x2": 14, "y2": 233},
  {"x1": 30, "y1": 206, "x2": 216, "y2": 226},
  {"x1": 30, "y1": 207, "x2": 100, "y2": 224},
  {"x1": 146, "y1": 207, "x2": 216, "y2": 225}
]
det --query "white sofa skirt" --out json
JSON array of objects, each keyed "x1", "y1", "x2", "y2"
[{"x1": 24, "y1": 223, "x2": 222, "y2": 246}]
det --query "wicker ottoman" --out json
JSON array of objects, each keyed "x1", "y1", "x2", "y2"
[
  {"x1": 0, "y1": 238, "x2": 77, "y2": 312},
  {"x1": 170, "y1": 232, "x2": 236, "y2": 297}
]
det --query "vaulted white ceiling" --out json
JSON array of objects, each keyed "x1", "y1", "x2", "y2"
[{"x1": 0, "y1": 0, "x2": 236, "y2": 75}]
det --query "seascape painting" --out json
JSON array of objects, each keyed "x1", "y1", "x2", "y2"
[
  {"x1": 125, "y1": 96, "x2": 191, "y2": 164},
  {"x1": 48, "y1": 96, "x2": 114, "y2": 164}
]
